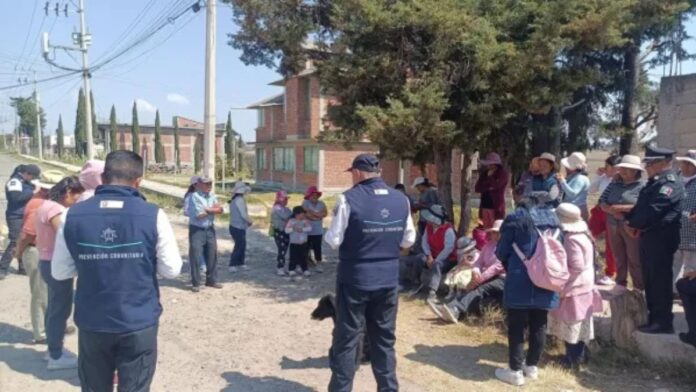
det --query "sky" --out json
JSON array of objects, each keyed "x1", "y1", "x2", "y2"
[
  {"x1": 0, "y1": 0, "x2": 281, "y2": 143},
  {"x1": 1, "y1": 2, "x2": 696, "y2": 144}
]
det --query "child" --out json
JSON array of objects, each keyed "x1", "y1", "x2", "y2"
[
  {"x1": 443, "y1": 236, "x2": 480, "y2": 297},
  {"x1": 271, "y1": 191, "x2": 292, "y2": 276},
  {"x1": 302, "y1": 186, "x2": 328, "y2": 273},
  {"x1": 285, "y1": 206, "x2": 312, "y2": 278}
]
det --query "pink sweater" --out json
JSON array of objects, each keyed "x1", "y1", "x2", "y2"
[
  {"x1": 551, "y1": 232, "x2": 596, "y2": 323},
  {"x1": 473, "y1": 242, "x2": 505, "y2": 282}
]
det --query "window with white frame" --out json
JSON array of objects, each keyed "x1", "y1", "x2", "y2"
[
  {"x1": 257, "y1": 109, "x2": 265, "y2": 128},
  {"x1": 256, "y1": 148, "x2": 266, "y2": 170},
  {"x1": 273, "y1": 147, "x2": 295, "y2": 171},
  {"x1": 303, "y1": 146, "x2": 319, "y2": 173}
]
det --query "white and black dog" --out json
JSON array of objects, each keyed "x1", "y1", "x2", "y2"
[{"x1": 311, "y1": 294, "x2": 371, "y2": 365}]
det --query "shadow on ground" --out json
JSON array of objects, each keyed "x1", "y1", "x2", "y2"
[
  {"x1": 0, "y1": 322, "x2": 35, "y2": 345},
  {"x1": 0, "y1": 345, "x2": 80, "y2": 387},
  {"x1": 405, "y1": 343, "x2": 507, "y2": 383},
  {"x1": 220, "y1": 371, "x2": 315, "y2": 392},
  {"x1": 280, "y1": 355, "x2": 329, "y2": 370}
]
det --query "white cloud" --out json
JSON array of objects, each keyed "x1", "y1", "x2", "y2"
[
  {"x1": 166, "y1": 93, "x2": 189, "y2": 105},
  {"x1": 135, "y1": 98, "x2": 157, "y2": 113}
]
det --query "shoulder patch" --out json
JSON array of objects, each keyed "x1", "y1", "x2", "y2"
[
  {"x1": 666, "y1": 174, "x2": 676, "y2": 182},
  {"x1": 6, "y1": 178, "x2": 22, "y2": 192},
  {"x1": 659, "y1": 185, "x2": 673, "y2": 196}
]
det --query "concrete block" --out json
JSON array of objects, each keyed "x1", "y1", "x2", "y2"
[{"x1": 632, "y1": 331, "x2": 696, "y2": 366}]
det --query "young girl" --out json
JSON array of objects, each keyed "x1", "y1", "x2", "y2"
[
  {"x1": 285, "y1": 206, "x2": 312, "y2": 278},
  {"x1": 271, "y1": 191, "x2": 292, "y2": 276}
]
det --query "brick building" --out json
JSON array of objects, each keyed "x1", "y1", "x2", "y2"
[
  {"x1": 97, "y1": 116, "x2": 225, "y2": 166},
  {"x1": 249, "y1": 63, "x2": 475, "y2": 197}
]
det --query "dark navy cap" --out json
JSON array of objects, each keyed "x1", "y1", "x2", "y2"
[
  {"x1": 346, "y1": 154, "x2": 380, "y2": 173},
  {"x1": 21, "y1": 164, "x2": 41, "y2": 177},
  {"x1": 643, "y1": 145, "x2": 675, "y2": 162}
]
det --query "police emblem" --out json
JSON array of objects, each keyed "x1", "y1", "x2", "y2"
[
  {"x1": 101, "y1": 227, "x2": 118, "y2": 243},
  {"x1": 380, "y1": 208, "x2": 391, "y2": 219},
  {"x1": 659, "y1": 186, "x2": 673, "y2": 196}
]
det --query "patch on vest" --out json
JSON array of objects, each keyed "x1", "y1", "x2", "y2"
[
  {"x1": 659, "y1": 186, "x2": 673, "y2": 196},
  {"x1": 6, "y1": 179, "x2": 22, "y2": 192},
  {"x1": 374, "y1": 189, "x2": 389, "y2": 195},
  {"x1": 100, "y1": 200, "x2": 124, "y2": 209}
]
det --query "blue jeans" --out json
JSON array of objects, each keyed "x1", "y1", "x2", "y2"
[
  {"x1": 229, "y1": 226, "x2": 247, "y2": 266},
  {"x1": 329, "y1": 284, "x2": 399, "y2": 392},
  {"x1": 39, "y1": 260, "x2": 74, "y2": 359}
]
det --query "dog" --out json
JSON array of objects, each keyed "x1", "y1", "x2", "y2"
[{"x1": 311, "y1": 294, "x2": 371, "y2": 365}]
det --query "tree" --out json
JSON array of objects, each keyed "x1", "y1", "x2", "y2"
[
  {"x1": 225, "y1": 111, "x2": 236, "y2": 172},
  {"x1": 173, "y1": 120, "x2": 181, "y2": 170},
  {"x1": 56, "y1": 115, "x2": 65, "y2": 158},
  {"x1": 154, "y1": 110, "x2": 165, "y2": 163},
  {"x1": 194, "y1": 137, "x2": 202, "y2": 173},
  {"x1": 109, "y1": 105, "x2": 118, "y2": 152},
  {"x1": 131, "y1": 101, "x2": 140, "y2": 154},
  {"x1": 74, "y1": 88, "x2": 86, "y2": 157},
  {"x1": 10, "y1": 96, "x2": 46, "y2": 150},
  {"x1": 236, "y1": 135, "x2": 245, "y2": 172}
]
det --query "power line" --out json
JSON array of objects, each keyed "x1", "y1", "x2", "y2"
[
  {"x1": 16, "y1": 1, "x2": 42, "y2": 72},
  {"x1": 0, "y1": 71, "x2": 80, "y2": 92}
]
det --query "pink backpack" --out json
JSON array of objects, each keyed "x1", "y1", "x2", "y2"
[{"x1": 512, "y1": 229, "x2": 569, "y2": 293}]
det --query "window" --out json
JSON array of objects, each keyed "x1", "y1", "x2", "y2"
[
  {"x1": 273, "y1": 147, "x2": 295, "y2": 171},
  {"x1": 256, "y1": 148, "x2": 266, "y2": 170},
  {"x1": 257, "y1": 109, "x2": 265, "y2": 128},
  {"x1": 303, "y1": 146, "x2": 319, "y2": 173}
]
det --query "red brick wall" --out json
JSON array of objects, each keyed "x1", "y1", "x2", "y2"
[
  {"x1": 322, "y1": 145, "x2": 380, "y2": 191},
  {"x1": 285, "y1": 78, "x2": 300, "y2": 138},
  {"x1": 116, "y1": 129, "x2": 220, "y2": 166}
]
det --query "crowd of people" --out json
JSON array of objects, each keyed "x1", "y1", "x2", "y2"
[{"x1": 2, "y1": 145, "x2": 696, "y2": 391}]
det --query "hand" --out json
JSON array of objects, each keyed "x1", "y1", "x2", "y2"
[
  {"x1": 426, "y1": 256, "x2": 435, "y2": 269},
  {"x1": 466, "y1": 280, "x2": 479, "y2": 291},
  {"x1": 555, "y1": 173, "x2": 565, "y2": 181},
  {"x1": 472, "y1": 269, "x2": 483, "y2": 284},
  {"x1": 624, "y1": 225, "x2": 640, "y2": 239}
]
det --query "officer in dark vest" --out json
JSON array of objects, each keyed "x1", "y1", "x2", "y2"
[
  {"x1": 325, "y1": 154, "x2": 416, "y2": 392},
  {"x1": 1, "y1": 164, "x2": 40, "y2": 278},
  {"x1": 51, "y1": 150, "x2": 183, "y2": 391},
  {"x1": 625, "y1": 145, "x2": 685, "y2": 334}
]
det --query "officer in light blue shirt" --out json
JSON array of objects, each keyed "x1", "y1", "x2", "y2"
[{"x1": 186, "y1": 176, "x2": 223, "y2": 292}]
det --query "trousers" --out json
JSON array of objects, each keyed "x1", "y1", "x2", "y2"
[
  {"x1": 79, "y1": 324, "x2": 158, "y2": 392},
  {"x1": 329, "y1": 284, "x2": 399, "y2": 392},
  {"x1": 640, "y1": 226, "x2": 680, "y2": 328},
  {"x1": 0, "y1": 217, "x2": 23, "y2": 272},
  {"x1": 188, "y1": 225, "x2": 218, "y2": 287},
  {"x1": 607, "y1": 222, "x2": 643, "y2": 289},
  {"x1": 506, "y1": 308, "x2": 548, "y2": 371},
  {"x1": 228, "y1": 226, "x2": 247, "y2": 266},
  {"x1": 23, "y1": 246, "x2": 47, "y2": 341},
  {"x1": 39, "y1": 260, "x2": 73, "y2": 359},
  {"x1": 677, "y1": 277, "x2": 696, "y2": 336}
]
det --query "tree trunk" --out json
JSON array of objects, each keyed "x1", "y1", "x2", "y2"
[
  {"x1": 433, "y1": 143, "x2": 454, "y2": 223},
  {"x1": 531, "y1": 108, "x2": 562, "y2": 157},
  {"x1": 609, "y1": 289, "x2": 648, "y2": 349},
  {"x1": 458, "y1": 151, "x2": 473, "y2": 235},
  {"x1": 620, "y1": 41, "x2": 640, "y2": 155}
]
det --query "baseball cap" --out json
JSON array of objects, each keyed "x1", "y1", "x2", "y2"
[
  {"x1": 346, "y1": 154, "x2": 380, "y2": 173},
  {"x1": 198, "y1": 176, "x2": 213, "y2": 183},
  {"x1": 21, "y1": 164, "x2": 41, "y2": 177}
]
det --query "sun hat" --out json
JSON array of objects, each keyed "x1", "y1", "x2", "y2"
[
  {"x1": 275, "y1": 190, "x2": 289, "y2": 203},
  {"x1": 538, "y1": 152, "x2": 556, "y2": 165},
  {"x1": 556, "y1": 203, "x2": 588, "y2": 233},
  {"x1": 198, "y1": 176, "x2": 213, "y2": 184},
  {"x1": 615, "y1": 154, "x2": 644, "y2": 172},
  {"x1": 231, "y1": 181, "x2": 251, "y2": 195},
  {"x1": 480, "y1": 152, "x2": 503, "y2": 166},
  {"x1": 676, "y1": 150, "x2": 696, "y2": 168},
  {"x1": 304, "y1": 185, "x2": 322, "y2": 200},
  {"x1": 486, "y1": 219, "x2": 504, "y2": 233},
  {"x1": 421, "y1": 204, "x2": 447, "y2": 226},
  {"x1": 346, "y1": 153, "x2": 380, "y2": 173},
  {"x1": 411, "y1": 177, "x2": 428, "y2": 188},
  {"x1": 189, "y1": 175, "x2": 201, "y2": 185},
  {"x1": 455, "y1": 236, "x2": 477, "y2": 254},
  {"x1": 561, "y1": 152, "x2": 587, "y2": 171}
]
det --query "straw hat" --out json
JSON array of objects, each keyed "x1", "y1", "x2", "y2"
[
  {"x1": 615, "y1": 154, "x2": 644, "y2": 172},
  {"x1": 538, "y1": 152, "x2": 556, "y2": 165},
  {"x1": 304, "y1": 186, "x2": 322, "y2": 200},
  {"x1": 676, "y1": 150, "x2": 696, "y2": 168},
  {"x1": 556, "y1": 203, "x2": 588, "y2": 233}
]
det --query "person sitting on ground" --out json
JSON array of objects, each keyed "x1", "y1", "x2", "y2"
[
  {"x1": 476, "y1": 152, "x2": 509, "y2": 228},
  {"x1": 430, "y1": 220, "x2": 506, "y2": 323},
  {"x1": 493, "y1": 195, "x2": 561, "y2": 386},
  {"x1": 412, "y1": 177, "x2": 440, "y2": 235},
  {"x1": 549, "y1": 203, "x2": 601, "y2": 370},
  {"x1": 271, "y1": 191, "x2": 292, "y2": 276},
  {"x1": 76, "y1": 159, "x2": 105, "y2": 202},
  {"x1": 419, "y1": 204, "x2": 457, "y2": 300},
  {"x1": 557, "y1": 152, "x2": 591, "y2": 220},
  {"x1": 524, "y1": 153, "x2": 561, "y2": 208},
  {"x1": 441, "y1": 236, "x2": 479, "y2": 298}
]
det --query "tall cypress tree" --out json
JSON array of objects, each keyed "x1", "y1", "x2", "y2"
[
  {"x1": 236, "y1": 135, "x2": 245, "y2": 172},
  {"x1": 56, "y1": 115, "x2": 64, "y2": 158},
  {"x1": 74, "y1": 88, "x2": 86, "y2": 157},
  {"x1": 224, "y1": 111, "x2": 235, "y2": 172},
  {"x1": 173, "y1": 120, "x2": 181, "y2": 170},
  {"x1": 109, "y1": 105, "x2": 118, "y2": 152},
  {"x1": 131, "y1": 101, "x2": 140, "y2": 153},
  {"x1": 193, "y1": 137, "x2": 202, "y2": 174},
  {"x1": 154, "y1": 110, "x2": 164, "y2": 163}
]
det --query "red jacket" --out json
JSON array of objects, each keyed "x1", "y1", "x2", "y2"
[
  {"x1": 475, "y1": 167, "x2": 509, "y2": 219},
  {"x1": 427, "y1": 223, "x2": 457, "y2": 262}
]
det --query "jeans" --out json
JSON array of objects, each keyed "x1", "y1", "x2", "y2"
[
  {"x1": 677, "y1": 277, "x2": 696, "y2": 336},
  {"x1": 506, "y1": 308, "x2": 548, "y2": 371},
  {"x1": 188, "y1": 225, "x2": 218, "y2": 287},
  {"x1": 0, "y1": 217, "x2": 23, "y2": 272},
  {"x1": 228, "y1": 226, "x2": 247, "y2": 266},
  {"x1": 273, "y1": 229, "x2": 290, "y2": 269},
  {"x1": 307, "y1": 235, "x2": 323, "y2": 265},
  {"x1": 425, "y1": 258, "x2": 456, "y2": 293},
  {"x1": 329, "y1": 284, "x2": 399, "y2": 392},
  {"x1": 289, "y1": 243, "x2": 309, "y2": 272},
  {"x1": 23, "y1": 246, "x2": 47, "y2": 341},
  {"x1": 39, "y1": 260, "x2": 74, "y2": 359},
  {"x1": 79, "y1": 324, "x2": 158, "y2": 392},
  {"x1": 449, "y1": 277, "x2": 505, "y2": 315}
]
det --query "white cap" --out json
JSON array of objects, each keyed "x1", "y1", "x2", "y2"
[{"x1": 411, "y1": 177, "x2": 427, "y2": 188}]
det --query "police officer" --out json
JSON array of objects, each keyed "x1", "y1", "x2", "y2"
[
  {"x1": 51, "y1": 151, "x2": 183, "y2": 391},
  {"x1": 625, "y1": 146, "x2": 685, "y2": 334},
  {"x1": 325, "y1": 154, "x2": 416, "y2": 392},
  {"x1": 1, "y1": 164, "x2": 41, "y2": 278}
]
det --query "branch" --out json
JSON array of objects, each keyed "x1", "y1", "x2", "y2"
[
  {"x1": 635, "y1": 106, "x2": 657, "y2": 129},
  {"x1": 561, "y1": 98, "x2": 587, "y2": 114}
]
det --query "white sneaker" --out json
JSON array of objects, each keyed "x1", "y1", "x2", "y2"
[
  {"x1": 596, "y1": 276, "x2": 614, "y2": 286},
  {"x1": 495, "y1": 368, "x2": 525, "y2": 386},
  {"x1": 523, "y1": 365, "x2": 539, "y2": 380},
  {"x1": 288, "y1": 271, "x2": 297, "y2": 278},
  {"x1": 314, "y1": 266, "x2": 324, "y2": 273},
  {"x1": 240, "y1": 265, "x2": 251, "y2": 271},
  {"x1": 228, "y1": 266, "x2": 238, "y2": 273},
  {"x1": 427, "y1": 299, "x2": 445, "y2": 320},
  {"x1": 47, "y1": 353, "x2": 78, "y2": 370},
  {"x1": 303, "y1": 270, "x2": 312, "y2": 278},
  {"x1": 44, "y1": 349, "x2": 76, "y2": 361},
  {"x1": 276, "y1": 268, "x2": 286, "y2": 276}
]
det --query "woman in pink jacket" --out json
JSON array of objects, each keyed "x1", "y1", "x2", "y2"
[{"x1": 549, "y1": 203, "x2": 600, "y2": 369}]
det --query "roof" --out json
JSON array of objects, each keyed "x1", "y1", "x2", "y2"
[
  {"x1": 97, "y1": 123, "x2": 226, "y2": 135},
  {"x1": 246, "y1": 93, "x2": 285, "y2": 109},
  {"x1": 269, "y1": 68, "x2": 317, "y2": 86},
  {"x1": 173, "y1": 116, "x2": 226, "y2": 131}
]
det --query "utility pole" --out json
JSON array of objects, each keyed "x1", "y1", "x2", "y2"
[
  {"x1": 34, "y1": 72, "x2": 43, "y2": 160},
  {"x1": 203, "y1": 0, "x2": 217, "y2": 185},
  {"x1": 78, "y1": 0, "x2": 94, "y2": 159}
]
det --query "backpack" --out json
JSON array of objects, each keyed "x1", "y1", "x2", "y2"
[{"x1": 512, "y1": 229, "x2": 569, "y2": 293}]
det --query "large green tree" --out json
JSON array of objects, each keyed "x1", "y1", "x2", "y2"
[
  {"x1": 154, "y1": 110, "x2": 165, "y2": 163},
  {"x1": 109, "y1": 105, "x2": 118, "y2": 152},
  {"x1": 56, "y1": 115, "x2": 65, "y2": 158},
  {"x1": 10, "y1": 96, "x2": 46, "y2": 151},
  {"x1": 131, "y1": 101, "x2": 140, "y2": 153},
  {"x1": 74, "y1": 88, "x2": 86, "y2": 157}
]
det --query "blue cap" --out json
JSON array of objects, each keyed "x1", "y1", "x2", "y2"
[
  {"x1": 346, "y1": 154, "x2": 380, "y2": 173},
  {"x1": 643, "y1": 145, "x2": 675, "y2": 161}
]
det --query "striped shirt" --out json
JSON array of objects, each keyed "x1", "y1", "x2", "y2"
[
  {"x1": 599, "y1": 180, "x2": 643, "y2": 225},
  {"x1": 680, "y1": 177, "x2": 696, "y2": 251}
]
